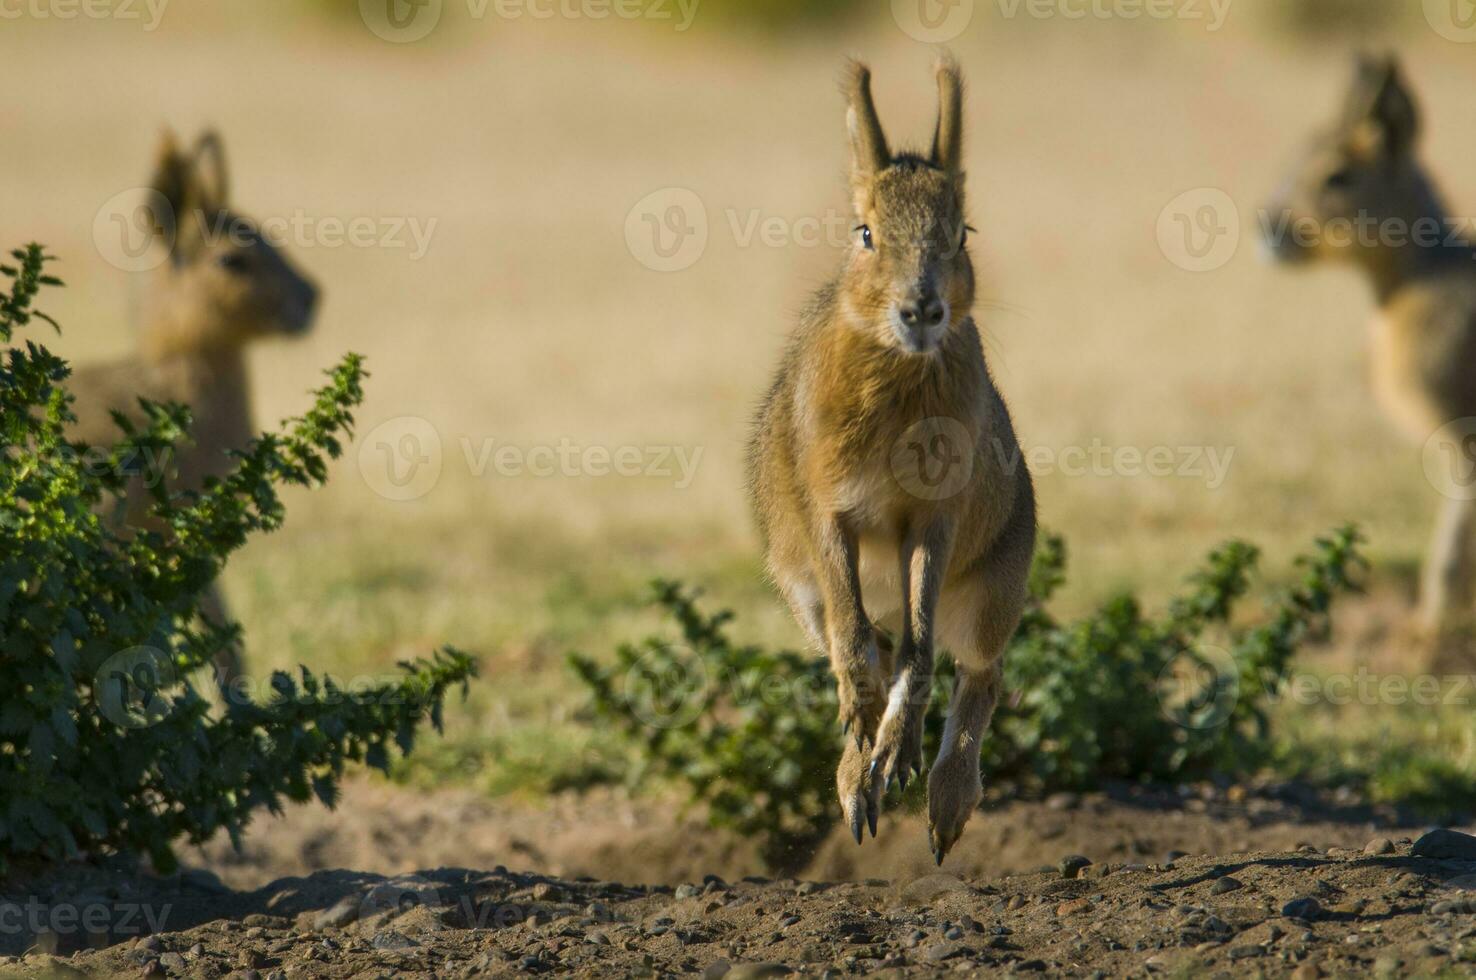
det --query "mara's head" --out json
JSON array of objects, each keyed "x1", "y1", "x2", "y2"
[
  {"x1": 1262, "y1": 53, "x2": 1442, "y2": 270},
  {"x1": 140, "y1": 130, "x2": 318, "y2": 357},
  {"x1": 839, "y1": 58, "x2": 973, "y2": 357}
]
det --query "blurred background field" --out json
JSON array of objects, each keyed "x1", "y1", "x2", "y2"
[{"x1": 6, "y1": 0, "x2": 1476, "y2": 876}]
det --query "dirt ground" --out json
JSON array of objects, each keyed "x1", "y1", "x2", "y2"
[{"x1": 6, "y1": 780, "x2": 1474, "y2": 978}]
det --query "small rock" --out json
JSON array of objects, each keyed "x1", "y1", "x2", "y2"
[
  {"x1": 142, "y1": 962, "x2": 166, "y2": 979},
  {"x1": 703, "y1": 961, "x2": 732, "y2": 980},
  {"x1": 158, "y1": 952, "x2": 186, "y2": 973},
  {"x1": 1412, "y1": 829, "x2": 1476, "y2": 860},
  {"x1": 1290, "y1": 964, "x2": 1323, "y2": 980},
  {"x1": 1059, "y1": 855, "x2": 1092, "y2": 879},
  {"x1": 778, "y1": 915, "x2": 800, "y2": 929},
  {"x1": 943, "y1": 926, "x2": 963, "y2": 940},
  {"x1": 1166, "y1": 850, "x2": 1188, "y2": 863},
  {"x1": 1045, "y1": 792, "x2": 1080, "y2": 811},
  {"x1": 530, "y1": 882, "x2": 560, "y2": 902},
  {"x1": 1429, "y1": 900, "x2": 1460, "y2": 915},
  {"x1": 675, "y1": 884, "x2": 701, "y2": 900},
  {"x1": 1365, "y1": 837, "x2": 1396, "y2": 856},
  {"x1": 1056, "y1": 898, "x2": 1091, "y2": 917},
  {"x1": 725, "y1": 965, "x2": 791, "y2": 979},
  {"x1": 1228, "y1": 945, "x2": 1264, "y2": 960},
  {"x1": 314, "y1": 896, "x2": 360, "y2": 931},
  {"x1": 137, "y1": 936, "x2": 163, "y2": 953},
  {"x1": 1211, "y1": 877, "x2": 1244, "y2": 895},
  {"x1": 187, "y1": 944, "x2": 205, "y2": 957},
  {"x1": 371, "y1": 930, "x2": 416, "y2": 950},
  {"x1": 922, "y1": 943, "x2": 963, "y2": 962},
  {"x1": 795, "y1": 882, "x2": 822, "y2": 896},
  {"x1": 1006, "y1": 894, "x2": 1027, "y2": 911},
  {"x1": 1282, "y1": 897, "x2": 1322, "y2": 921},
  {"x1": 587, "y1": 931, "x2": 610, "y2": 945}
]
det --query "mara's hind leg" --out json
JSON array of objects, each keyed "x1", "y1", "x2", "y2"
[
  {"x1": 927, "y1": 534, "x2": 1030, "y2": 863},
  {"x1": 1419, "y1": 495, "x2": 1476, "y2": 635}
]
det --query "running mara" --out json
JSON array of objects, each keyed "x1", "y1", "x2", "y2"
[{"x1": 746, "y1": 58, "x2": 1036, "y2": 863}]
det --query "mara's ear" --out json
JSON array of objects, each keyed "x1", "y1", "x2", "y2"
[
  {"x1": 147, "y1": 129, "x2": 191, "y2": 243},
  {"x1": 844, "y1": 60, "x2": 890, "y2": 185},
  {"x1": 191, "y1": 130, "x2": 230, "y2": 214},
  {"x1": 1343, "y1": 52, "x2": 1419, "y2": 159},
  {"x1": 930, "y1": 54, "x2": 964, "y2": 176}
]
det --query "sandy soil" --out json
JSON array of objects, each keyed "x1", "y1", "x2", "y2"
[
  {"x1": 6, "y1": 808, "x2": 1476, "y2": 978},
  {"x1": 4, "y1": 780, "x2": 1467, "y2": 977}
]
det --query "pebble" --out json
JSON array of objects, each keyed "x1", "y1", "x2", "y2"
[
  {"x1": 1282, "y1": 897, "x2": 1322, "y2": 921},
  {"x1": 1210, "y1": 877, "x2": 1243, "y2": 895},
  {"x1": 922, "y1": 942, "x2": 963, "y2": 962},
  {"x1": 1228, "y1": 945, "x2": 1264, "y2": 960},
  {"x1": 703, "y1": 961, "x2": 732, "y2": 980},
  {"x1": 313, "y1": 896, "x2": 359, "y2": 931},
  {"x1": 1056, "y1": 898, "x2": 1091, "y2": 917},
  {"x1": 725, "y1": 965, "x2": 791, "y2": 979},
  {"x1": 1059, "y1": 855, "x2": 1092, "y2": 879},
  {"x1": 1412, "y1": 829, "x2": 1476, "y2": 860},
  {"x1": 1365, "y1": 837, "x2": 1396, "y2": 856},
  {"x1": 778, "y1": 915, "x2": 800, "y2": 929},
  {"x1": 675, "y1": 884, "x2": 701, "y2": 900},
  {"x1": 158, "y1": 952, "x2": 186, "y2": 972}
]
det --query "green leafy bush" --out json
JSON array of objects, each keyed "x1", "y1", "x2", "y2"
[
  {"x1": 0, "y1": 245, "x2": 476, "y2": 873},
  {"x1": 570, "y1": 527, "x2": 1365, "y2": 870}
]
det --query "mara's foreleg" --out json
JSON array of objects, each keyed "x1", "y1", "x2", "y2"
[
  {"x1": 869, "y1": 516, "x2": 955, "y2": 809},
  {"x1": 837, "y1": 631, "x2": 895, "y2": 842},
  {"x1": 812, "y1": 515, "x2": 884, "y2": 748},
  {"x1": 1418, "y1": 495, "x2": 1476, "y2": 634}
]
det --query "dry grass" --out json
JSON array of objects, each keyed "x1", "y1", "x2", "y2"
[{"x1": 5, "y1": 2, "x2": 1475, "y2": 791}]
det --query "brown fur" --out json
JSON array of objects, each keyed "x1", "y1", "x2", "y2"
[
  {"x1": 1266, "y1": 54, "x2": 1476, "y2": 634},
  {"x1": 746, "y1": 58, "x2": 1036, "y2": 863},
  {"x1": 69, "y1": 130, "x2": 319, "y2": 689}
]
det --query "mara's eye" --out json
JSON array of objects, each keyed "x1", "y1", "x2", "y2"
[
  {"x1": 1324, "y1": 168, "x2": 1355, "y2": 192},
  {"x1": 217, "y1": 253, "x2": 251, "y2": 274},
  {"x1": 856, "y1": 225, "x2": 874, "y2": 251}
]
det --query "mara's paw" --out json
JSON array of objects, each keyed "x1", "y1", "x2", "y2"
[
  {"x1": 836, "y1": 736, "x2": 879, "y2": 843},
  {"x1": 835, "y1": 650, "x2": 884, "y2": 751},
  {"x1": 926, "y1": 750, "x2": 982, "y2": 866},
  {"x1": 867, "y1": 679, "x2": 926, "y2": 802}
]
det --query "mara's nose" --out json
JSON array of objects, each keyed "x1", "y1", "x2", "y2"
[{"x1": 898, "y1": 293, "x2": 946, "y2": 330}]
